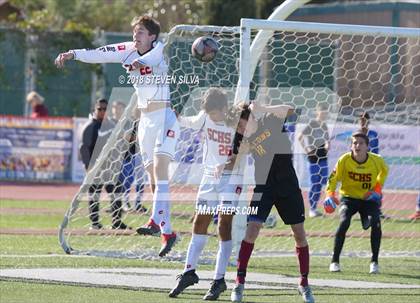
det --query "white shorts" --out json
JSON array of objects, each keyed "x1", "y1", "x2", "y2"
[
  {"x1": 196, "y1": 174, "x2": 243, "y2": 213},
  {"x1": 137, "y1": 107, "x2": 180, "y2": 168}
]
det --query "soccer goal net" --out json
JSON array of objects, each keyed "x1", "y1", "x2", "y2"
[{"x1": 59, "y1": 20, "x2": 420, "y2": 263}]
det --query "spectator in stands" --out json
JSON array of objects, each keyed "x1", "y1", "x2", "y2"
[
  {"x1": 80, "y1": 98, "x2": 129, "y2": 230},
  {"x1": 26, "y1": 91, "x2": 48, "y2": 118}
]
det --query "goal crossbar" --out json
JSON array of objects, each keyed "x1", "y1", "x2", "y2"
[{"x1": 240, "y1": 18, "x2": 420, "y2": 38}]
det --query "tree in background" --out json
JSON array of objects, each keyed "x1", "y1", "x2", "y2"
[
  {"x1": 256, "y1": 0, "x2": 285, "y2": 19},
  {"x1": 204, "y1": 0, "x2": 257, "y2": 26},
  {"x1": 6, "y1": 0, "x2": 205, "y2": 33},
  {"x1": 2, "y1": 0, "x2": 207, "y2": 116},
  {"x1": 5, "y1": 0, "x2": 353, "y2": 33},
  {"x1": 3, "y1": 0, "x2": 327, "y2": 116}
]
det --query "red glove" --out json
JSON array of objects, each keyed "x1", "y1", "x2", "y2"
[{"x1": 323, "y1": 192, "x2": 340, "y2": 214}]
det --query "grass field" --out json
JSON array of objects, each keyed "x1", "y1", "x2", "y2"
[{"x1": 1, "y1": 198, "x2": 419, "y2": 303}]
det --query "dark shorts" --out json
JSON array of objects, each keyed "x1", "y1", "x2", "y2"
[
  {"x1": 249, "y1": 185, "x2": 305, "y2": 225},
  {"x1": 340, "y1": 196, "x2": 381, "y2": 221}
]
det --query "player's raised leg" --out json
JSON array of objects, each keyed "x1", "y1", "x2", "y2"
[
  {"x1": 154, "y1": 153, "x2": 179, "y2": 257},
  {"x1": 156, "y1": 109, "x2": 180, "y2": 256},
  {"x1": 136, "y1": 107, "x2": 180, "y2": 258}
]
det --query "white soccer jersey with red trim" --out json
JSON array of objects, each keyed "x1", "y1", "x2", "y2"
[
  {"x1": 72, "y1": 41, "x2": 169, "y2": 108},
  {"x1": 179, "y1": 111, "x2": 244, "y2": 175}
]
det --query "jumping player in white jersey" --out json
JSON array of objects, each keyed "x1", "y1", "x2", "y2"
[
  {"x1": 169, "y1": 88, "x2": 246, "y2": 300},
  {"x1": 55, "y1": 15, "x2": 179, "y2": 257}
]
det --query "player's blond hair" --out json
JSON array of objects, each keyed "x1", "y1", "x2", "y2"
[{"x1": 26, "y1": 91, "x2": 45, "y2": 104}]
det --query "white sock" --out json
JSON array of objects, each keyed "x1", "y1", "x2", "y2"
[
  {"x1": 150, "y1": 181, "x2": 169, "y2": 229},
  {"x1": 184, "y1": 234, "x2": 208, "y2": 273},
  {"x1": 214, "y1": 240, "x2": 233, "y2": 280},
  {"x1": 160, "y1": 200, "x2": 172, "y2": 234}
]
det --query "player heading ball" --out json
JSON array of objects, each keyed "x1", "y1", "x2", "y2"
[
  {"x1": 229, "y1": 101, "x2": 315, "y2": 303},
  {"x1": 55, "y1": 15, "x2": 180, "y2": 257}
]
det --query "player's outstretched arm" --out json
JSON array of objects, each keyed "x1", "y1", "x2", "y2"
[
  {"x1": 55, "y1": 42, "x2": 133, "y2": 68},
  {"x1": 178, "y1": 110, "x2": 207, "y2": 130},
  {"x1": 54, "y1": 52, "x2": 74, "y2": 68},
  {"x1": 250, "y1": 102, "x2": 294, "y2": 118}
]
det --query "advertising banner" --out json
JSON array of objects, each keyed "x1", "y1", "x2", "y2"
[
  {"x1": 294, "y1": 123, "x2": 420, "y2": 190},
  {"x1": 0, "y1": 115, "x2": 73, "y2": 181}
]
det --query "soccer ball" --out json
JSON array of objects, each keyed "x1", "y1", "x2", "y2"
[
  {"x1": 191, "y1": 36, "x2": 219, "y2": 63},
  {"x1": 263, "y1": 214, "x2": 278, "y2": 229}
]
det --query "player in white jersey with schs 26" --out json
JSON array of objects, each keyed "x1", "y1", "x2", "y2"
[
  {"x1": 54, "y1": 15, "x2": 179, "y2": 257},
  {"x1": 169, "y1": 88, "x2": 246, "y2": 300}
]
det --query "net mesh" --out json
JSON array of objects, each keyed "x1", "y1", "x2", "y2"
[{"x1": 60, "y1": 23, "x2": 420, "y2": 262}]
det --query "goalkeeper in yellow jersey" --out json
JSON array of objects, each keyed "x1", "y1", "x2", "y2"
[{"x1": 324, "y1": 131, "x2": 389, "y2": 274}]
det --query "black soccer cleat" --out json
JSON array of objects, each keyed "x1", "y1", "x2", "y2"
[
  {"x1": 89, "y1": 222, "x2": 103, "y2": 230},
  {"x1": 136, "y1": 219, "x2": 161, "y2": 237},
  {"x1": 159, "y1": 232, "x2": 179, "y2": 257},
  {"x1": 111, "y1": 221, "x2": 131, "y2": 230},
  {"x1": 168, "y1": 270, "x2": 199, "y2": 298},
  {"x1": 203, "y1": 278, "x2": 227, "y2": 300},
  {"x1": 134, "y1": 205, "x2": 148, "y2": 214}
]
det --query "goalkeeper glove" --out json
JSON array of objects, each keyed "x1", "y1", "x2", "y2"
[
  {"x1": 323, "y1": 192, "x2": 339, "y2": 214},
  {"x1": 364, "y1": 184, "x2": 382, "y2": 204}
]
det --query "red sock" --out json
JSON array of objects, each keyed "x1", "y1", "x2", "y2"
[
  {"x1": 236, "y1": 240, "x2": 254, "y2": 284},
  {"x1": 296, "y1": 245, "x2": 309, "y2": 287}
]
